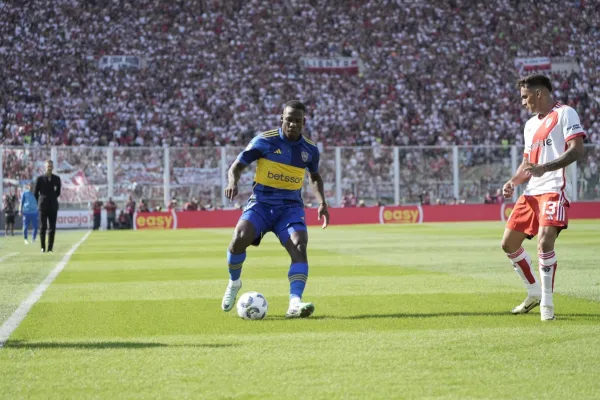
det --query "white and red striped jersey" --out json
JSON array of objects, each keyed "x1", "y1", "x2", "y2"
[{"x1": 523, "y1": 102, "x2": 586, "y2": 201}]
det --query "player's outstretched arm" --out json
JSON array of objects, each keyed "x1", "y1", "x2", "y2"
[
  {"x1": 524, "y1": 137, "x2": 585, "y2": 177},
  {"x1": 503, "y1": 156, "x2": 531, "y2": 198},
  {"x1": 308, "y1": 172, "x2": 329, "y2": 228},
  {"x1": 224, "y1": 160, "x2": 246, "y2": 201}
]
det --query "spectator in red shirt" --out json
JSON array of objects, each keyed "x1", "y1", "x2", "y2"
[
  {"x1": 341, "y1": 193, "x2": 357, "y2": 207},
  {"x1": 105, "y1": 198, "x2": 117, "y2": 230},
  {"x1": 125, "y1": 196, "x2": 136, "y2": 221},
  {"x1": 117, "y1": 210, "x2": 131, "y2": 229},
  {"x1": 3, "y1": 193, "x2": 17, "y2": 237},
  {"x1": 92, "y1": 200, "x2": 103, "y2": 230},
  {"x1": 184, "y1": 198, "x2": 199, "y2": 211},
  {"x1": 494, "y1": 189, "x2": 505, "y2": 204},
  {"x1": 168, "y1": 199, "x2": 178, "y2": 211},
  {"x1": 138, "y1": 200, "x2": 150, "y2": 213},
  {"x1": 484, "y1": 189, "x2": 505, "y2": 204},
  {"x1": 419, "y1": 191, "x2": 431, "y2": 206}
]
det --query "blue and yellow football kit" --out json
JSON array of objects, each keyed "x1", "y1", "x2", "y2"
[{"x1": 237, "y1": 128, "x2": 320, "y2": 246}]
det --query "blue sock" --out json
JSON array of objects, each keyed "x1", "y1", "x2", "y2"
[
  {"x1": 288, "y1": 262, "x2": 308, "y2": 300},
  {"x1": 24, "y1": 230, "x2": 28, "y2": 240},
  {"x1": 227, "y1": 250, "x2": 246, "y2": 281}
]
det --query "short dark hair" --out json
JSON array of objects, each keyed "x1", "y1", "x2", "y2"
[
  {"x1": 284, "y1": 100, "x2": 306, "y2": 112},
  {"x1": 517, "y1": 74, "x2": 552, "y2": 92}
]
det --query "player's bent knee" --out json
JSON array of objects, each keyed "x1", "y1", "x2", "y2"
[
  {"x1": 537, "y1": 229, "x2": 557, "y2": 253},
  {"x1": 230, "y1": 229, "x2": 254, "y2": 250},
  {"x1": 501, "y1": 230, "x2": 526, "y2": 254},
  {"x1": 537, "y1": 238, "x2": 554, "y2": 254},
  {"x1": 289, "y1": 243, "x2": 307, "y2": 262},
  {"x1": 295, "y1": 242, "x2": 307, "y2": 256},
  {"x1": 501, "y1": 239, "x2": 515, "y2": 254},
  {"x1": 234, "y1": 229, "x2": 253, "y2": 242}
]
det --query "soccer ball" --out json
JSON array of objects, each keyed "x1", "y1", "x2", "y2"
[{"x1": 236, "y1": 291, "x2": 268, "y2": 320}]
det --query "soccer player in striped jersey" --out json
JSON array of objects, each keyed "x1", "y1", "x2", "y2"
[
  {"x1": 222, "y1": 100, "x2": 330, "y2": 318},
  {"x1": 501, "y1": 74, "x2": 586, "y2": 321}
]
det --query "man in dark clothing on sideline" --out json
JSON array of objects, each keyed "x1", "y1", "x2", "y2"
[{"x1": 33, "y1": 160, "x2": 61, "y2": 253}]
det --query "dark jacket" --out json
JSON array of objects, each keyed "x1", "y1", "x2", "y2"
[{"x1": 34, "y1": 174, "x2": 62, "y2": 211}]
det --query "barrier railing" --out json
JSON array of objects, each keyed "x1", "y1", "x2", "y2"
[{"x1": 1, "y1": 144, "x2": 598, "y2": 209}]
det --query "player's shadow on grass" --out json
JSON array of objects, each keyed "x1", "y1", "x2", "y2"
[
  {"x1": 269, "y1": 312, "x2": 508, "y2": 320},
  {"x1": 304, "y1": 312, "x2": 600, "y2": 320},
  {"x1": 4, "y1": 341, "x2": 238, "y2": 350}
]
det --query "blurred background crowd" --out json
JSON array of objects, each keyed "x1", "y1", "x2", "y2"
[{"x1": 1, "y1": 0, "x2": 599, "y2": 210}]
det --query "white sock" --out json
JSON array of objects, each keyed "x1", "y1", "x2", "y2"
[
  {"x1": 506, "y1": 247, "x2": 541, "y2": 297},
  {"x1": 289, "y1": 296, "x2": 301, "y2": 308},
  {"x1": 228, "y1": 279, "x2": 241, "y2": 287},
  {"x1": 538, "y1": 251, "x2": 557, "y2": 307}
]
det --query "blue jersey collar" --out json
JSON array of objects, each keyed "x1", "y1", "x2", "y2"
[{"x1": 278, "y1": 128, "x2": 303, "y2": 146}]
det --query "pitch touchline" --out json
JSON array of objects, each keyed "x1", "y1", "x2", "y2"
[
  {"x1": 0, "y1": 252, "x2": 19, "y2": 263},
  {"x1": 0, "y1": 231, "x2": 91, "y2": 348}
]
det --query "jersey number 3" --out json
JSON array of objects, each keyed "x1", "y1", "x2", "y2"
[{"x1": 543, "y1": 201, "x2": 557, "y2": 216}]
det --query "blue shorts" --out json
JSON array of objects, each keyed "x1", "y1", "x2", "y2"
[
  {"x1": 240, "y1": 201, "x2": 307, "y2": 246},
  {"x1": 23, "y1": 212, "x2": 39, "y2": 230}
]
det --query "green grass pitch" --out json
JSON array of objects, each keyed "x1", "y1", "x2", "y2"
[{"x1": 1, "y1": 221, "x2": 599, "y2": 399}]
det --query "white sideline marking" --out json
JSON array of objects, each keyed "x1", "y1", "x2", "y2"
[
  {"x1": 0, "y1": 231, "x2": 91, "y2": 348},
  {"x1": 0, "y1": 252, "x2": 19, "y2": 262}
]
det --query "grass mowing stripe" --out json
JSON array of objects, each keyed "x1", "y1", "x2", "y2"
[
  {"x1": 53, "y1": 265, "x2": 438, "y2": 284},
  {"x1": 0, "y1": 252, "x2": 19, "y2": 262},
  {"x1": 0, "y1": 231, "x2": 91, "y2": 347},
  {"x1": 42, "y1": 273, "x2": 506, "y2": 303},
  {"x1": 11, "y1": 293, "x2": 600, "y2": 340}
]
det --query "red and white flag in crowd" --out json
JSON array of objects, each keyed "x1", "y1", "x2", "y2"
[
  {"x1": 514, "y1": 57, "x2": 551, "y2": 74},
  {"x1": 301, "y1": 57, "x2": 362, "y2": 74}
]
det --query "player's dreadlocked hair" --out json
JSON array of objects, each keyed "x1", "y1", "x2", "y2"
[
  {"x1": 284, "y1": 100, "x2": 306, "y2": 112},
  {"x1": 517, "y1": 74, "x2": 553, "y2": 92}
]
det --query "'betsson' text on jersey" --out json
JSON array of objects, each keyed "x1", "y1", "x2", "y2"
[{"x1": 267, "y1": 171, "x2": 303, "y2": 184}]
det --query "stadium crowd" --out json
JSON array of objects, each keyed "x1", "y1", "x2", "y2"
[{"x1": 1, "y1": 0, "x2": 599, "y2": 203}]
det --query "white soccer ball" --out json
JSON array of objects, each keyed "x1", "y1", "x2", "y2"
[{"x1": 236, "y1": 291, "x2": 268, "y2": 320}]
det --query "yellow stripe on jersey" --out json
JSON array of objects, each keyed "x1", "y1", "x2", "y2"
[
  {"x1": 261, "y1": 130, "x2": 279, "y2": 137},
  {"x1": 303, "y1": 137, "x2": 316, "y2": 146},
  {"x1": 254, "y1": 158, "x2": 305, "y2": 190}
]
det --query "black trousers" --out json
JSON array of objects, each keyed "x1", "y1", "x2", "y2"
[
  {"x1": 93, "y1": 214, "x2": 101, "y2": 230},
  {"x1": 40, "y1": 208, "x2": 58, "y2": 251}
]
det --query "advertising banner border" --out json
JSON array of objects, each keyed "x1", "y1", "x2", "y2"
[{"x1": 126, "y1": 203, "x2": 600, "y2": 231}]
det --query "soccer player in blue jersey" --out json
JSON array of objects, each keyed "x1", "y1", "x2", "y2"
[
  {"x1": 19, "y1": 182, "x2": 39, "y2": 245},
  {"x1": 222, "y1": 100, "x2": 330, "y2": 318}
]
